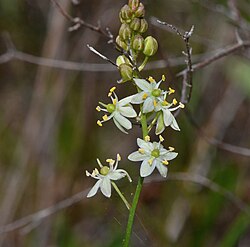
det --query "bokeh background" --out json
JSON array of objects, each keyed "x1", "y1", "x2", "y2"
[{"x1": 0, "y1": 0, "x2": 250, "y2": 246}]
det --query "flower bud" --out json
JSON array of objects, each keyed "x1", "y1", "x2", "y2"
[
  {"x1": 119, "y1": 12, "x2": 126, "y2": 23},
  {"x1": 130, "y1": 18, "x2": 141, "y2": 32},
  {"x1": 139, "y1": 19, "x2": 148, "y2": 33},
  {"x1": 116, "y1": 35, "x2": 128, "y2": 51},
  {"x1": 132, "y1": 34, "x2": 144, "y2": 52},
  {"x1": 143, "y1": 36, "x2": 158, "y2": 56},
  {"x1": 116, "y1": 55, "x2": 131, "y2": 67},
  {"x1": 135, "y1": 3, "x2": 145, "y2": 17},
  {"x1": 119, "y1": 23, "x2": 132, "y2": 41},
  {"x1": 119, "y1": 63, "x2": 133, "y2": 83},
  {"x1": 128, "y1": 0, "x2": 140, "y2": 11},
  {"x1": 120, "y1": 4, "x2": 132, "y2": 20}
]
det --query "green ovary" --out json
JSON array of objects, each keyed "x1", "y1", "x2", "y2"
[
  {"x1": 107, "y1": 104, "x2": 116, "y2": 113},
  {"x1": 151, "y1": 149, "x2": 160, "y2": 158},
  {"x1": 151, "y1": 89, "x2": 161, "y2": 97},
  {"x1": 100, "y1": 166, "x2": 110, "y2": 175}
]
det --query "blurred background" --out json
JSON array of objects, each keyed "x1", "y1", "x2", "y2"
[{"x1": 0, "y1": 0, "x2": 250, "y2": 246}]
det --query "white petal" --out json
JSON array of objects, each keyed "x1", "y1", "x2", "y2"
[
  {"x1": 163, "y1": 152, "x2": 178, "y2": 161},
  {"x1": 113, "y1": 117, "x2": 128, "y2": 134},
  {"x1": 114, "y1": 112, "x2": 132, "y2": 130},
  {"x1": 140, "y1": 158, "x2": 155, "y2": 177},
  {"x1": 134, "y1": 79, "x2": 151, "y2": 91},
  {"x1": 87, "y1": 180, "x2": 102, "y2": 198},
  {"x1": 131, "y1": 92, "x2": 145, "y2": 104},
  {"x1": 100, "y1": 177, "x2": 112, "y2": 197},
  {"x1": 156, "y1": 113, "x2": 165, "y2": 135},
  {"x1": 143, "y1": 97, "x2": 154, "y2": 113},
  {"x1": 119, "y1": 95, "x2": 133, "y2": 106},
  {"x1": 119, "y1": 106, "x2": 137, "y2": 118},
  {"x1": 137, "y1": 138, "x2": 153, "y2": 151},
  {"x1": 163, "y1": 109, "x2": 173, "y2": 126},
  {"x1": 108, "y1": 170, "x2": 125, "y2": 180},
  {"x1": 170, "y1": 117, "x2": 180, "y2": 131},
  {"x1": 156, "y1": 162, "x2": 168, "y2": 177},
  {"x1": 128, "y1": 151, "x2": 149, "y2": 161}
]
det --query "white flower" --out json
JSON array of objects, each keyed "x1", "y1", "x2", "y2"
[
  {"x1": 96, "y1": 87, "x2": 137, "y2": 134},
  {"x1": 156, "y1": 98, "x2": 185, "y2": 134},
  {"x1": 130, "y1": 76, "x2": 166, "y2": 113},
  {"x1": 128, "y1": 136, "x2": 178, "y2": 178},
  {"x1": 86, "y1": 154, "x2": 132, "y2": 198}
]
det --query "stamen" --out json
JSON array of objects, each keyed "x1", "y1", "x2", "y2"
[
  {"x1": 142, "y1": 93, "x2": 148, "y2": 100},
  {"x1": 97, "y1": 120, "x2": 103, "y2": 127},
  {"x1": 162, "y1": 100, "x2": 169, "y2": 106},
  {"x1": 153, "y1": 100, "x2": 157, "y2": 107},
  {"x1": 112, "y1": 98, "x2": 117, "y2": 105},
  {"x1": 138, "y1": 148, "x2": 145, "y2": 154},
  {"x1": 159, "y1": 135, "x2": 164, "y2": 142},
  {"x1": 106, "y1": 158, "x2": 115, "y2": 165},
  {"x1": 110, "y1": 86, "x2": 116, "y2": 93},
  {"x1": 92, "y1": 168, "x2": 99, "y2": 176},
  {"x1": 162, "y1": 160, "x2": 169, "y2": 165},
  {"x1": 148, "y1": 158, "x2": 153, "y2": 165},
  {"x1": 86, "y1": 170, "x2": 91, "y2": 176},
  {"x1": 168, "y1": 87, "x2": 175, "y2": 95},
  {"x1": 179, "y1": 102, "x2": 185, "y2": 108},
  {"x1": 172, "y1": 98, "x2": 178, "y2": 105},
  {"x1": 162, "y1": 75, "x2": 166, "y2": 81},
  {"x1": 144, "y1": 135, "x2": 150, "y2": 142},
  {"x1": 117, "y1": 153, "x2": 121, "y2": 161},
  {"x1": 102, "y1": 115, "x2": 109, "y2": 121},
  {"x1": 96, "y1": 106, "x2": 101, "y2": 112},
  {"x1": 168, "y1": 146, "x2": 175, "y2": 151},
  {"x1": 148, "y1": 76, "x2": 155, "y2": 83}
]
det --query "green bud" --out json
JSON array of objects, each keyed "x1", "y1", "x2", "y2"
[
  {"x1": 132, "y1": 34, "x2": 144, "y2": 52},
  {"x1": 128, "y1": 0, "x2": 140, "y2": 11},
  {"x1": 139, "y1": 19, "x2": 148, "y2": 33},
  {"x1": 119, "y1": 23, "x2": 132, "y2": 41},
  {"x1": 100, "y1": 166, "x2": 110, "y2": 175},
  {"x1": 119, "y1": 12, "x2": 126, "y2": 23},
  {"x1": 119, "y1": 63, "x2": 133, "y2": 83},
  {"x1": 130, "y1": 18, "x2": 141, "y2": 32},
  {"x1": 135, "y1": 3, "x2": 145, "y2": 17},
  {"x1": 120, "y1": 4, "x2": 132, "y2": 20},
  {"x1": 116, "y1": 35, "x2": 128, "y2": 51},
  {"x1": 116, "y1": 55, "x2": 131, "y2": 67},
  {"x1": 143, "y1": 36, "x2": 158, "y2": 56}
]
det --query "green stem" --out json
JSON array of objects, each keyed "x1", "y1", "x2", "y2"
[
  {"x1": 123, "y1": 111, "x2": 148, "y2": 247},
  {"x1": 111, "y1": 181, "x2": 131, "y2": 210},
  {"x1": 138, "y1": 56, "x2": 149, "y2": 72}
]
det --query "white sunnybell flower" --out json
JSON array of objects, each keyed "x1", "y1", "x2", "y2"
[
  {"x1": 86, "y1": 154, "x2": 132, "y2": 198},
  {"x1": 128, "y1": 135, "x2": 178, "y2": 178},
  {"x1": 155, "y1": 97, "x2": 185, "y2": 135},
  {"x1": 96, "y1": 87, "x2": 137, "y2": 134},
  {"x1": 131, "y1": 76, "x2": 167, "y2": 113}
]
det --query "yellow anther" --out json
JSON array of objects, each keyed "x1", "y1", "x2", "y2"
[
  {"x1": 112, "y1": 98, "x2": 117, "y2": 105},
  {"x1": 117, "y1": 153, "x2": 121, "y2": 161},
  {"x1": 142, "y1": 93, "x2": 148, "y2": 100},
  {"x1": 110, "y1": 86, "x2": 116, "y2": 93},
  {"x1": 162, "y1": 75, "x2": 166, "y2": 81},
  {"x1": 106, "y1": 158, "x2": 115, "y2": 165},
  {"x1": 102, "y1": 115, "x2": 109, "y2": 121},
  {"x1": 144, "y1": 135, "x2": 150, "y2": 142},
  {"x1": 108, "y1": 92, "x2": 112, "y2": 97},
  {"x1": 162, "y1": 160, "x2": 169, "y2": 165},
  {"x1": 148, "y1": 76, "x2": 155, "y2": 83},
  {"x1": 153, "y1": 100, "x2": 157, "y2": 107},
  {"x1": 139, "y1": 148, "x2": 145, "y2": 154},
  {"x1": 97, "y1": 120, "x2": 103, "y2": 127},
  {"x1": 96, "y1": 106, "x2": 101, "y2": 112},
  {"x1": 162, "y1": 100, "x2": 169, "y2": 106},
  {"x1": 168, "y1": 146, "x2": 175, "y2": 151},
  {"x1": 86, "y1": 170, "x2": 91, "y2": 176},
  {"x1": 148, "y1": 158, "x2": 153, "y2": 165},
  {"x1": 172, "y1": 98, "x2": 178, "y2": 105},
  {"x1": 168, "y1": 87, "x2": 175, "y2": 95},
  {"x1": 159, "y1": 135, "x2": 164, "y2": 142},
  {"x1": 179, "y1": 102, "x2": 185, "y2": 108}
]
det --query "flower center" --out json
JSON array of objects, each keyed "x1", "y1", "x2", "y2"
[
  {"x1": 100, "y1": 166, "x2": 110, "y2": 175},
  {"x1": 151, "y1": 149, "x2": 160, "y2": 158},
  {"x1": 107, "y1": 104, "x2": 116, "y2": 113},
  {"x1": 151, "y1": 89, "x2": 161, "y2": 97}
]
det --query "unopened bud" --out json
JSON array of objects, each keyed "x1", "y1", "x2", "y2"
[
  {"x1": 128, "y1": 0, "x2": 140, "y2": 11},
  {"x1": 143, "y1": 36, "x2": 158, "y2": 56},
  {"x1": 120, "y1": 4, "x2": 132, "y2": 20},
  {"x1": 135, "y1": 3, "x2": 145, "y2": 17},
  {"x1": 119, "y1": 63, "x2": 133, "y2": 83},
  {"x1": 116, "y1": 55, "x2": 131, "y2": 67},
  {"x1": 132, "y1": 34, "x2": 144, "y2": 51},
  {"x1": 130, "y1": 18, "x2": 141, "y2": 32},
  {"x1": 139, "y1": 19, "x2": 148, "y2": 33},
  {"x1": 116, "y1": 35, "x2": 128, "y2": 51},
  {"x1": 119, "y1": 23, "x2": 132, "y2": 41}
]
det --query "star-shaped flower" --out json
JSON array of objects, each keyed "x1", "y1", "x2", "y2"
[
  {"x1": 130, "y1": 76, "x2": 167, "y2": 113},
  {"x1": 86, "y1": 154, "x2": 132, "y2": 198},
  {"x1": 96, "y1": 87, "x2": 137, "y2": 134},
  {"x1": 128, "y1": 136, "x2": 178, "y2": 177}
]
